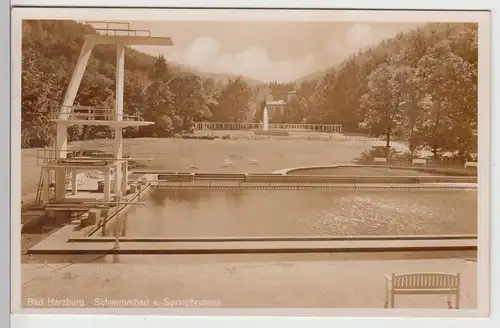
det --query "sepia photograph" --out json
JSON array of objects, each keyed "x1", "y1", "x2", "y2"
[{"x1": 10, "y1": 7, "x2": 491, "y2": 316}]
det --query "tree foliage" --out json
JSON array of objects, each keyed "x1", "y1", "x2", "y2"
[
  {"x1": 21, "y1": 20, "x2": 253, "y2": 147},
  {"x1": 260, "y1": 22, "x2": 478, "y2": 160},
  {"x1": 210, "y1": 77, "x2": 252, "y2": 122},
  {"x1": 22, "y1": 20, "x2": 478, "y2": 161}
]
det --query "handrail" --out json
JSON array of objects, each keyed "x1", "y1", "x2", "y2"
[
  {"x1": 84, "y1": 21, "x2": 152, "y2": 37},
  {"x1": 93, "y1": 28, "x2": 152, "y2": 37},
  {"x1": 52, "y1": 105, "x2": 145, "y2": 122},
  {"x1": 194, "y1": 121, "x2": 343, "y2": 132},
  {"x1": 37, "y1": 148, "x2": 149, "y2": 166},
  {"x1": 37, "y1": 148, "x2": 110, "y2": 165}
]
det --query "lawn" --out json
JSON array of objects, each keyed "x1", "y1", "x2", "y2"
[
  {"x1": 287, "y1": 166, "x2": 434, "y2": 176},
  {"x1": 21, "y1": 136, "x2": 385, "y2": 197}
]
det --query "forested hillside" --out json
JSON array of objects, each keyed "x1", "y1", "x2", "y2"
[
  {"x1": 21, "y1": 20, "x2": 258, "y2": 148},
  {"x1": 22, "y1": 21, "x2": 479, "y2": 162},
  {"x1": 267, "y1": 23, "x2": 478, "y2": 161}
]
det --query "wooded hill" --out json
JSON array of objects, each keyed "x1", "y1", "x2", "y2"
[
  {"x1": 22, "y1": 20, "x2": 478, "y2": 162},
  {"x1": 21, "y1": 20, "x2": 261, "y2": 148},
  {"x1": 266, "y1": 23, "x2": 478, "y2": 161}
]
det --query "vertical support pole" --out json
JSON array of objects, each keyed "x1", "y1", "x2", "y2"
[
  {"x1": 42, "y1": 168, "x2": 50, "y2": 205},
  {"x1": 71, "y1": 169, "x2": 78, "y2": 195},
  {"x1": 54, "y1": 123, "x2": 68, "y2": 201},
  {"x1": 121, "y1": 214, "x2": 127, "y2": 237},
  {"x1": 115, "y1": 43, "x2": 125, "y2": 122},
  {"x1": 121, "y1": 161, "x2": 128, "y2": 195},
  {"x1": 114, "y1": 163, "x2": 121, "y2": 202},
  {"x1": 104, "y1": 167, "x2": 111, "y2": 203},
  {"x1": 114, "y1": 43, "x2": 125, "y2": 201}
]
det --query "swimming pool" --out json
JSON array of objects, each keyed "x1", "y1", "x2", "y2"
[{"x1": 118, "y1": 189, "x2": 477, "y2": 238}]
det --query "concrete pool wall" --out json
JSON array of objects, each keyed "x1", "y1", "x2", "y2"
[
  {"x1": 25, "y1": 171, "x2": 478, "y2": 258},
  {"x1": 273, "y1": 164, "x2": 478, "y2": 177}
]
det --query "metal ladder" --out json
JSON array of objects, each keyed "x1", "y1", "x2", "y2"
[
  {"x1": 35, "y1": 148, "x2": 53, "y2": 204},
  {"x1": 34, "y1": 169, "x2": 45, "y2": 204},
  {"x1": 35, "y1": 82, "x2": 68, "y2": 204}
]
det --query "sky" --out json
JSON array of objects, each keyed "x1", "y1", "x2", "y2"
[{"x1": 122, "y1": 21, "x2": 422, "y2": 83}]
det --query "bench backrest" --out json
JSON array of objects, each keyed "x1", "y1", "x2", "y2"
[
  {"x1": 374, "y1": 157, "x2": 387, "y2": 163},
  {"x1": 392, "y1": 273, "x2": 460, "y2": 290},
  {"x1": 465, "y1": 161, "x2": 478, "y2": 167},
  {"x1": 412, "y1": 158, "x2": 427, "y2": 164}
]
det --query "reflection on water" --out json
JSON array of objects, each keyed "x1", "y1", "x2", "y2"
[{"x1": 121, "y1": 189, "x2": 477, "y2": 237}]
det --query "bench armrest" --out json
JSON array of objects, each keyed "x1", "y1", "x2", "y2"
[
  {"x1": 385, "y1": 275, "x2": 393, "y2": 290},
  {"x1": 384, "y1": 275, "x2": 393, "y2": 308}
]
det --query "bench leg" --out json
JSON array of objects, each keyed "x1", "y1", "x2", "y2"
[
  {"x1": 456, "y1": 292, "x2": 460, "y2": 309},
  {"x1": 447, "y1": 295, "x2": 452, "y2": 309},
  {"x1": 384, "y1": 284, "x2": 389, "y2": 308}
]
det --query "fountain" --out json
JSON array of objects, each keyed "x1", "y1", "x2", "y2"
[
  {"x1": 254, "y1": 106, "x2": 289, "y2": 136},
  {"x1": 263, "y1": 106, "x2": 269, "y2": 132}
]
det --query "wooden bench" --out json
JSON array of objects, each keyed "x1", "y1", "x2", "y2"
[
  {"x1": 464, "y1": 161, "x2": 478, "y2": 169},
  {"x1": 373, "y1": 157, "x2": 387, "y2": 164},
  {"x1": 384, "y1": 272, "x2": 460, "y2": 309},
  {"x1": 412, "y1": 158, "x2": 427, "y2": 166}
]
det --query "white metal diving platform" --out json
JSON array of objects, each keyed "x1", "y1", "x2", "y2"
[{"x1": 36, "y1": 21, "x2": 174, "y2": 206}]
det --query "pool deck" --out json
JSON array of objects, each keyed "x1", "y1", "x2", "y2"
[
  {"x1": 20, "y1": 257, "x2": 477, "y2": 309},
  {"x1": 19, "y1": 170, "x2": 479, "y2": 310}
]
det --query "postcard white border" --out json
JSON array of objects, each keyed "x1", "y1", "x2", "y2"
[{"x1": 5, "y1": 1, "x2": 498, "y2": 328}]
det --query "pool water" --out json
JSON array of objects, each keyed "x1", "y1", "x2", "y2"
[{"x1": 119, "y1": 189, "x2": 477, "y2": 238}]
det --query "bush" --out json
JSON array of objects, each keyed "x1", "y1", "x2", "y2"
[
  {"x1": 354, "y1": 147, "x2": 478, "y2": 172},
  {"x1": 354, "y1": 147, "x2": 413, "y2": 165},
  {"x1": 180, "y1": 134, "x2": 215, "y2": 140}
]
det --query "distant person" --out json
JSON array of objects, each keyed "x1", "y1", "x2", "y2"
[{"x1": 103, "y1": 88, "x2": 116, "y2": 120}]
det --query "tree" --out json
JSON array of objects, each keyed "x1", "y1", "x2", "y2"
[
  {"x1": 285, "y1": 97, "x2": 306, "y2": 124},
  {"x1": 21, "y1": 47, "x2": 61, "y2": 147},
  {"x1": 211, "y1": 77, "x2": 251, "y2": 122},
  {"x1": 123, "y1": 74, "x2": 148, "y2": 137},
  {"x1": 360, "y1": 63, "x2": 413, "y2": 148},
  {"x1": 143, "y1": 56, "x2": 176, "y2": 137},
  {"x1": 22, "y1": 20, "x2": 220, "y2": 145},
  {"x1": 413, "y1": 40, "x2": 477, "y2": 160},
  {"x1": 169, "y1": 73, "x2": 206, "y2": 132}
]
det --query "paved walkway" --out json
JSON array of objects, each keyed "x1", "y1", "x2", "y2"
[{"x1": 20, "y1": 258, "x2": 476, "y2": 309}]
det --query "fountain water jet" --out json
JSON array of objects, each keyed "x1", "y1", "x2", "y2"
[
  {"x1": 263, "y1": 106, "x2": 269, "y2": 132},
  {"x1": 254, "y1": 105, "x2": 290, "y2": 136}
]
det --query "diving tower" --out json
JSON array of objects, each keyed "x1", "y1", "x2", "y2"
[{"x1": 37, "y1": 22, "x2": 173, "y2": 206}]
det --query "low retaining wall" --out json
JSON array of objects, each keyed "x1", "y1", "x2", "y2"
[
  {"x1": 254, "y1": 130, "x2": 290, "y2": 136},
  {"x1": 27, "y1": 237, "x2": 477, "y2": 255},
  {"x1": 152, "y1": 185, "x2": 475, "y2": 192},
  {"x1": 244, "y1": 174, "x2": 476, "y2": 184},
  {"x1": 275, "y1": 164, "x2": 478, "y2": 177},
  {"x1": 151, "y1": 171, "x2": 477, "y2": 185},
  {"x1": 69, "y1": 234, "x2": 477, "y2": 243}
]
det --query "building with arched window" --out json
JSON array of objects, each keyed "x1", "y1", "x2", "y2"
[{"x1": 264, "y1": 90, "x2": 298, "y2": 123}]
